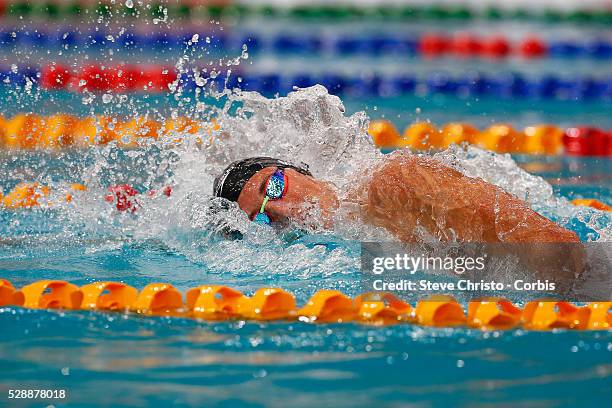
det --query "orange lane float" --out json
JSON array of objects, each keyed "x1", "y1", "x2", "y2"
[
  {"x1": 522, "y1": 300, "x2": 591, "y2": 330},
  {"x1": 403, "y1": 121, "x2": 443, "y2": 150},
  {"x1": 439, "y1": 123, "x2": 480, "y2": 148},
  {"x1": 467, "y1": 298, "x2": 522, "y2": 330},
  {"x1": 1, "y1": 281, "x2": 610, "y2": 330},
  {"x1": 130, "y1": 283, "x2": 184, "y2": 316},
  {"x1": 13, "y1": 280, "x2": 82, "y2": 310},
  {"x1": 523, "y1": 125, "x2": 564, "y2": 155},
  {"x1": 585, "y1": 302, "x2": 611, "y2": 330},
  {"x1": 2, "y1": 182, "x2": 50, "y2": 209},
  {"x1": 414, "y1": 295, "x2": 466, "y2": 327},
  {"x1": 0, "y1": 114, "x2": 210, "y2": 149},
  {"x1": 367, "y1": 120, "x2": 611, "y2": 156},
  {"x1": 0, "y1": 279, "x2": 16, "y2": 307},
  {"x1": 367, "y1": 120, "x2": 404, "y2": 148},
  {"x1": 571, "y1": 199, "x2": 612, "y2": 212},
  {"x1": 298, "y1": 289, "x2": 357, "y2": 323},
  {"x1": 477, "y1": 124, "x2": 526, "y2": 154},
  {"x1": 186, "y1": 285, "x2": 248, "y2": 320},
  {"x1": 239, "y1": 288, "x2": 297, "y2": 321},
  {"x1": 355, "y1": 292, "x2": 413, "y2": 325},
  {"x1": 80, "y1": 282, "x2": 139, "y2": 311}
]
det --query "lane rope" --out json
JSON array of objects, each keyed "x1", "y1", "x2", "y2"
[
  {"x1": 2, "y1": 28, "x2": 611, "y2": 60},
  {"x1": 369, "y1": 120, "x2": 612, "y2": 156},
  {"x1": 1, "y1": 114, "x2": 610, "y2": 157},
  {"x1": 0, "y1": 279, "x2": 610, "y2": 329},
  {"x1": 2, "y1": 65, "x2": 612, "y2": 101},
  {"x1": 0, "y1": 2, "x2": 610, "y2": 24}
]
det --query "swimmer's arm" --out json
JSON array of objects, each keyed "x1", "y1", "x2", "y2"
[{"x1": 362, "y1": 151, "x2": 580, "y2": 243}]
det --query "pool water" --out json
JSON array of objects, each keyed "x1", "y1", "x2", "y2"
[
  {"x1": 1, "y1": 85, "x2": 611, "y2": 407},
  {"x1": 1, "y1": 7, "x2": 612, "y2": 404}
]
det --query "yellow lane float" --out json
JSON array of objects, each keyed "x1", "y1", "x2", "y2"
[
  {"x1": 0, "y1": 114, "x2": 209, "y2": 149},
  {"x1": 440, "y1": 123, "x2": 480, "y2": 148},
  {"x1": 403, "y1": 122, "x2": 443, "y2": 150}
]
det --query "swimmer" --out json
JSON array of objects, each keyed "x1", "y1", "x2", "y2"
[
  {"x1": 214, "y1": 153, "x2": 589, "y2": 292},
  {"x1": 213, "y1": 152, "x2": 580, "y2": 243}
]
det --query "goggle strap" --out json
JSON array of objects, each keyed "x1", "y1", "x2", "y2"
[{"x1": 259, "y1": 196, "x2": 269, "y2": 214}]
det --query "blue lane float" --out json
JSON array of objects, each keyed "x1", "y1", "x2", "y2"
[{"x1": 1, "y1": 28, "x2": 612, "y2": 59}]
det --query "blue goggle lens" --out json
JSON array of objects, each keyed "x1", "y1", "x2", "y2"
[{"x1": 266, "y1": 170, "x2": 285, "y2": 199}]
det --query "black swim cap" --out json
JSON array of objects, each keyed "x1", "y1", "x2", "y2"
[{"x1": 213, "y1": 157, "x2": 312, "y2": 202}]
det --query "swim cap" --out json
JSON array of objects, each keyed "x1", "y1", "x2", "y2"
[{"x1": 213, "y1": 157, "x2": 312, "y2": 202}]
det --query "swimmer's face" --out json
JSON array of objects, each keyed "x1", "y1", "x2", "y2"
[{"x1": 237, "y1": 167, "x2": 339, "y2": 228}]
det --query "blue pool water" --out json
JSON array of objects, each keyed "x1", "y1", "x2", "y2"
[{"x1": 1, "y1": 85, "x2": 611, "y2": 407}]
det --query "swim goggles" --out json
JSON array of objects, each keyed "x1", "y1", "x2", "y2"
[{"x1": 253, "y1": 168, "x2": 287, "y2": 225}]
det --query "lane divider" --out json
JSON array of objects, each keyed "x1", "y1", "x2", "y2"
[
  {"x1": 0, "y1": 2, "x2": 610, "y2": 24},
  {"x1": 2, "y1": 28, "x2": 611, "y2": 60},
  {"x1": 0, "y1": 114, "x2": 217, "y2": 149},
  {"x1": 369, "y1": 121, "x2": 612, "y2": 156},
  {"x1": 2, "y1": 65, "x2": 612, "y2": 101},
  {"x1": 0, "y1": 114, "x2": 610, "y2": 158},
  {"x1": 0, "y1": 279, "x2": 610, "y2": 330}
]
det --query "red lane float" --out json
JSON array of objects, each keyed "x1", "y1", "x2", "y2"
[
  {"x1": 40, "y1": 64, "x2": 178, "y2": 93},
  {"x1": 563, "y1": 127, "x2": 610, "y2": 156},
  {"x1": 520, "y1": 37, "x2": 548, "y2": 58},
  {"x1": 418, "y1": 33, "x2": 549, "y2": 59}
]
